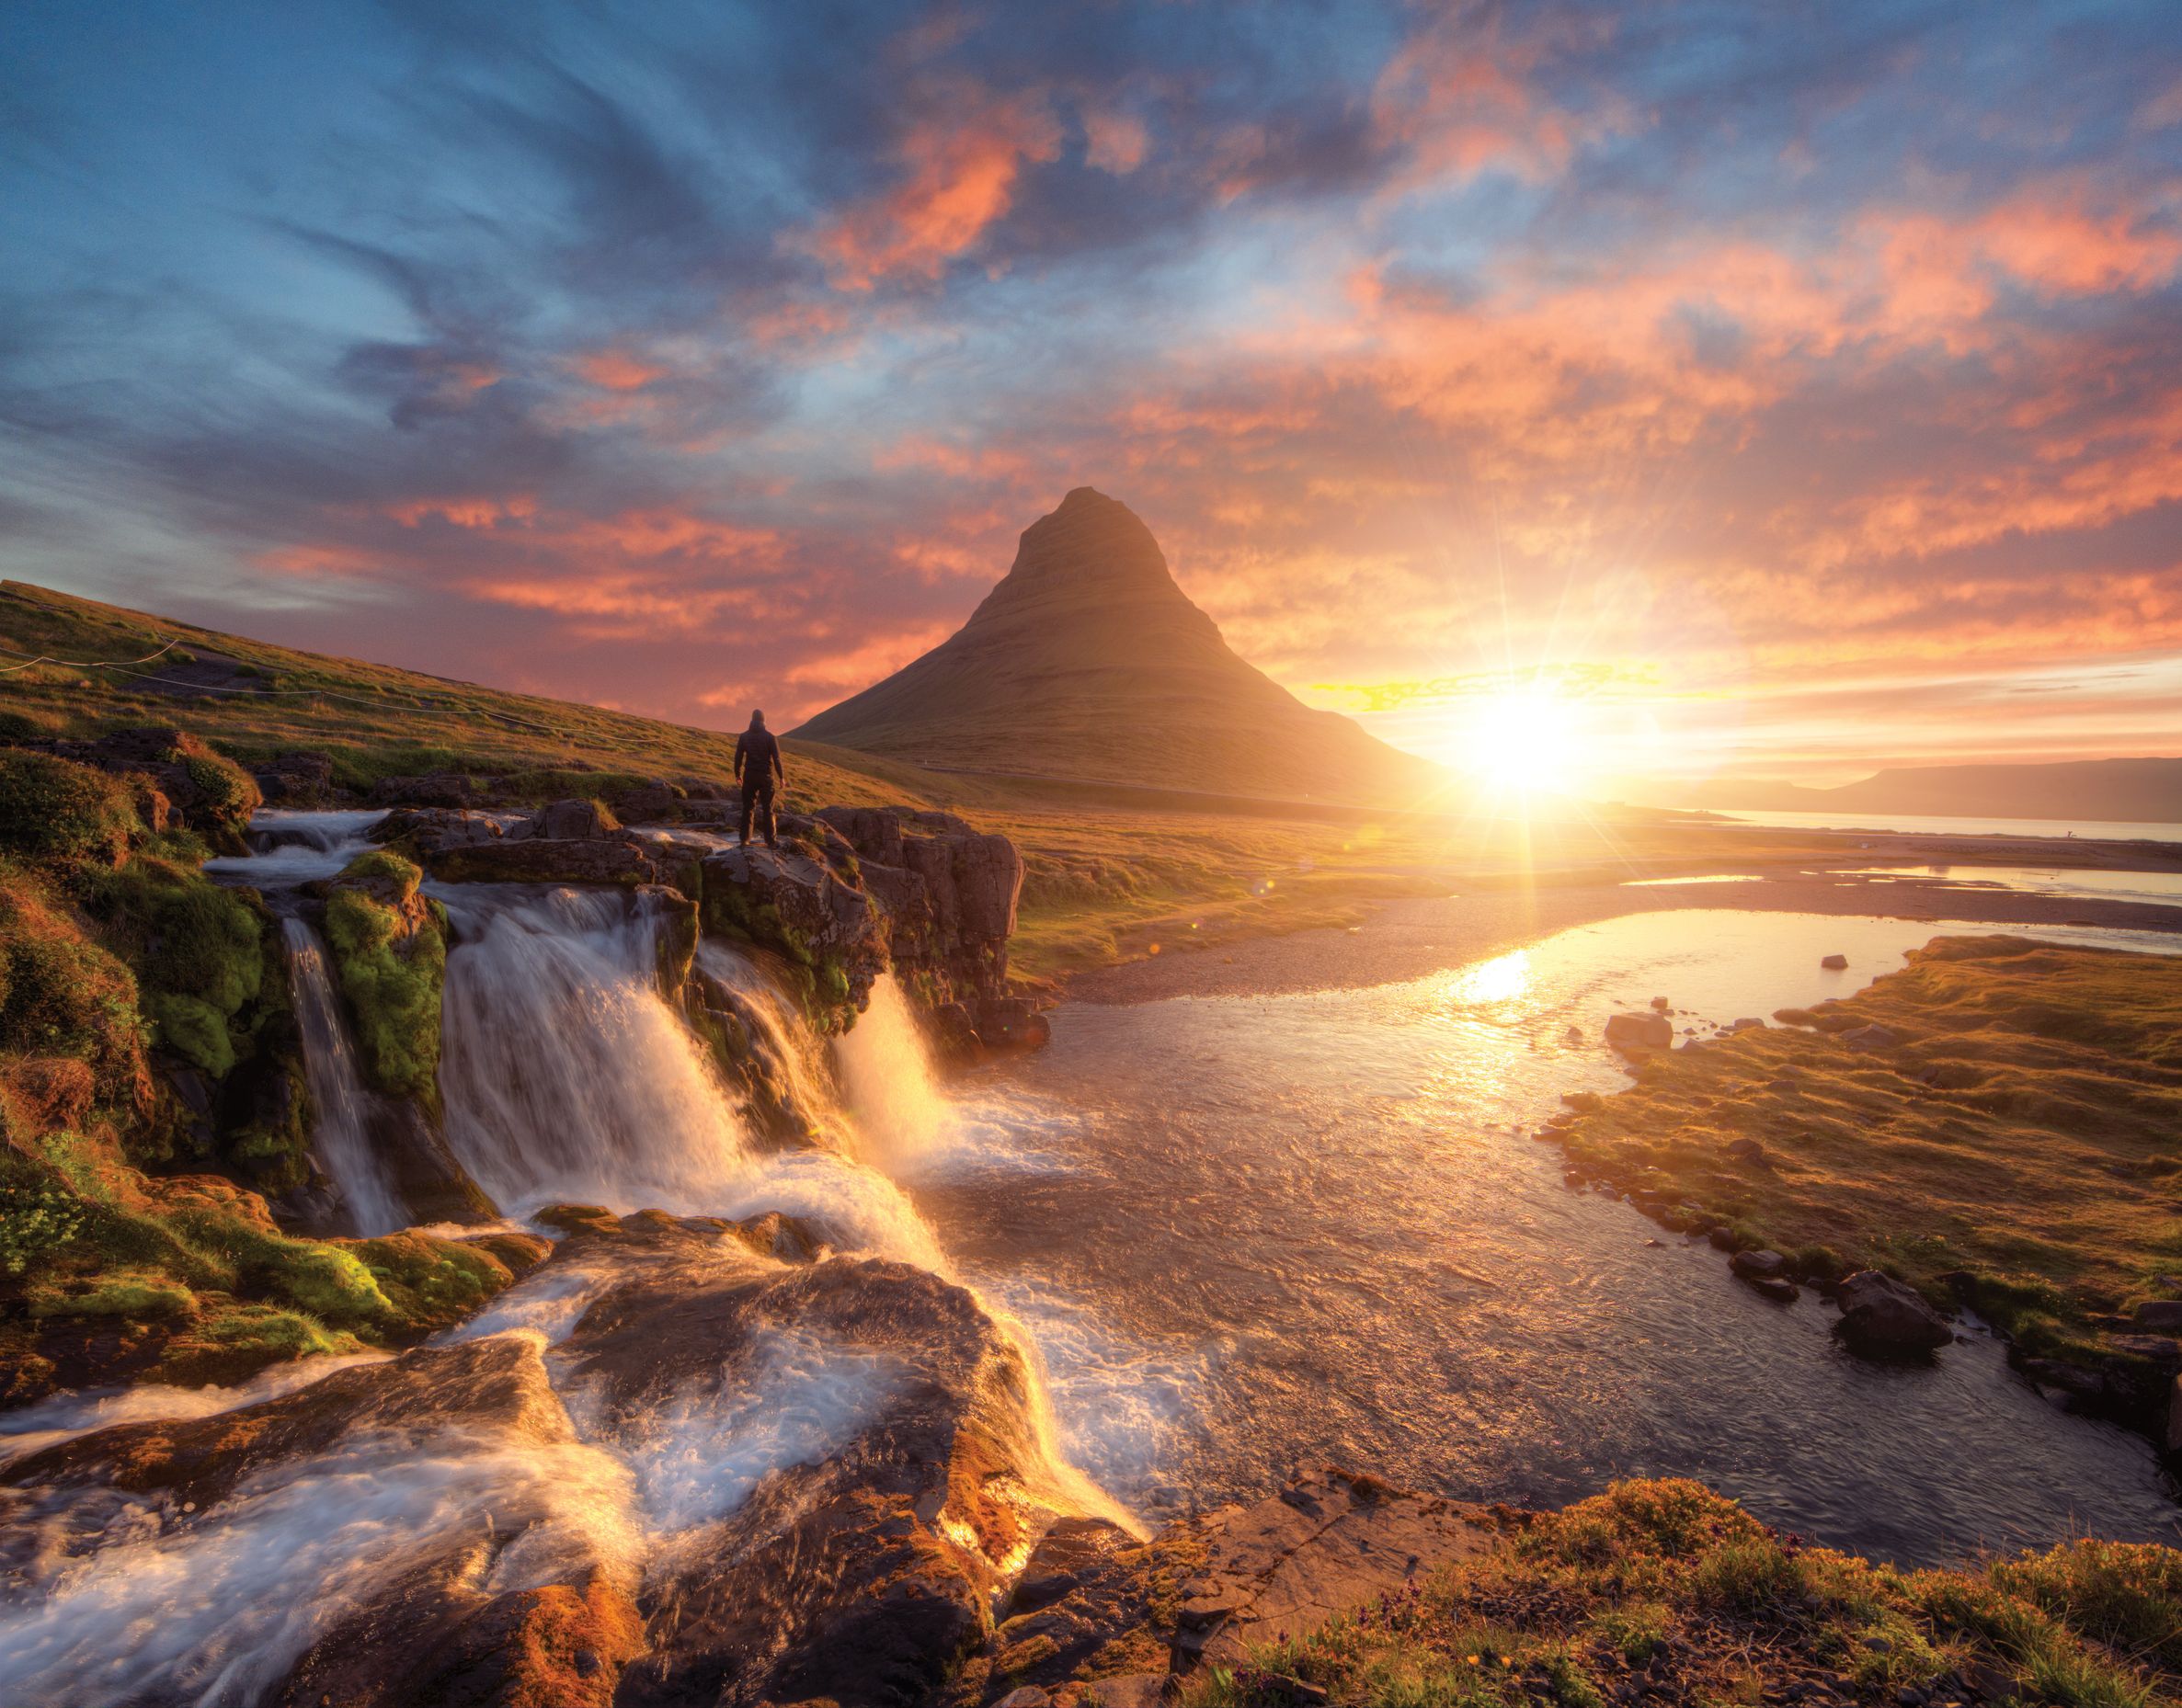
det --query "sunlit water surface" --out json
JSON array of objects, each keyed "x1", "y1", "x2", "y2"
[{"x1": 906, "y1": 909, "x2": 2182, "y2": 1566}]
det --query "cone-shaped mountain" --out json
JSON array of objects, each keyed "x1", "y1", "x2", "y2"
[{"x1": 793, "y1": 488, "x2": 1445, "y2": 805}]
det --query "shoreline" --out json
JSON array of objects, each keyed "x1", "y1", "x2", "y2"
[{"x1": 1060, "y1": 865, "x2": 2182, "y2": 1006}]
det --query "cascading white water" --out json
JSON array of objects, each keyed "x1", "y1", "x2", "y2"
[
  {"x1": 435, "y1": 887, "x2": 947, "y2": 1266},
  {"x1": 281, "y1": 918, "x2": 406, "y2": 1236},
  {"x1": 693, "y1": 941, "x2": 861, "y2": 1154},
  {"x1": 835, "y1": 973, "x2": 951, "y2": 1168},
  {"x1": 437, "y1": 887, "x2": 754, "y2": 1215},
  {"x1": 202, "y1": 809, "x2": 388, "y2": 886}
]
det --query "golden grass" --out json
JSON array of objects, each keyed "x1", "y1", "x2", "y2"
[
  {"x1": 1551, "y1": 936, "x2": 2182, "y2": 1353},
  {"x1": 1189, "y1": 1479, "x2": 2182, "y2": 1708}
]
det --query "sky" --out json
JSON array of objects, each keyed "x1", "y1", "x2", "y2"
[{"x1": 1, "y1": 0, "x2": 2178, "y2": 791}]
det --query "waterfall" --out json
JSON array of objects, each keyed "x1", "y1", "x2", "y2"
[
  {"x1": 435, "y1": 889, "x2": 953, "y2": 1269},
  {"x1": 436, "y1": 887, "x2": 753, "y2": 1216},
  {"x1": 835, "y1": 973, "x2": 950, "y2": 1168},
  {"x1": 282, "y1": 919, "x2": 405, "y2": 1236},
  {"x1": 692, "y1": 941, "x2": 862, "y2": 1154}
]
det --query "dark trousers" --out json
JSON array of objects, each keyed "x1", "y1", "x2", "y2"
[{"x1": 738, "y1": 776, "x2": 777, "y2": 846}]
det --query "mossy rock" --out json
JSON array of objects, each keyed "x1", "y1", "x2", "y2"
[
  {"x1": 324, "y1": 877, "x2": 445, "y2": 1101},
  {"x1": 89, "y1": 854, "x2": 266, "y2": 1078},
  {"x1": 0, "y1": 751, "x2": 140, "y2": 868}
]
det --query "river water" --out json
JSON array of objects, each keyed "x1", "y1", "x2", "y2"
[{"x1": 905, "y1": 908, "x2": 2182, "y2": 1565}]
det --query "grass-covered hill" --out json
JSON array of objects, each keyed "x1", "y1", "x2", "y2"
[{"x1": 0, "y1": 579, "x2": 920, "y2": 809}]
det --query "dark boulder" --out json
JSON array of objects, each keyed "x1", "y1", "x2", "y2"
[
  {"x1": 371, "y1": 804, "x2": 505, "y2": 858},
  {"x1": 254, "y1": 749, "x2": 336, "y2": 805},
  {"x1": 602, "y1": 778, "x2": 684, "y2": 823},
  {"x1": 531, "y1": 797, "x2": 622, "y2": 840},
  {"x1": 558, "y1": 1235, "x2": 1099, "y2": 1708},
  {"x1": 697, "y1": 841, "x2": 888, "y2": 1030},
  {"x1": 430, "y1": 837, "x2": 659, "y2": 886},
  {"x1": 1833, "y1": 1270, "x2": 1951, "y2": 1359}
]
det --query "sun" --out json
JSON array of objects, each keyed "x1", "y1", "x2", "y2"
[{"x1": 1460, "y1": 687, "x2": 1582, "y2": 796}]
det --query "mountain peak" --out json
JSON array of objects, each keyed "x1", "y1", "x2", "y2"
[{"x1": 793, "y1": 488, "x2": 1445, "y2": 806}]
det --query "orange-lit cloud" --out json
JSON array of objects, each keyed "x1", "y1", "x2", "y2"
[
  {"x1": 796, "y1": 88, "x2": 1062, "y2": 290},
  {"x1": 572, "y1": 349, "x2": 668, "y2": 391}
]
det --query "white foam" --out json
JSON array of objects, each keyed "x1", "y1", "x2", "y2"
[
  {"x1": 0, "y1": 1420, "x2": 637, "y2": 1708},
  {"x1": 576, "y1": 1325, "x2": 903, "y2": 1543},
  {"x1": 0, "y1": 1353, "x2": 392, "y2": 1468}
]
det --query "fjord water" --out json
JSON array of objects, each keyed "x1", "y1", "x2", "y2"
[{"x1": 909, "y1": 908, "x2": 2182, "y2": 1565}]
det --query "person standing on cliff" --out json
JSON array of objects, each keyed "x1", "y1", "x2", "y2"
[{"x1": 734, "y1": 710, "x2": 784, "y2": 849}]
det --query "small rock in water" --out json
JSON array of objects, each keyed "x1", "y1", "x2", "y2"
[
  {"x1": 1834, "y1": 1270, "x2": 1951, "y2": 1358},
  {"x1": 1731, "y1": 1248, "x2": 1788, "y2": 1281},
  {"x1": 1731, "y1": 1016, "x2": 1765, "y2": 1032},
  {"x1": 1821, "y1": 953, "x2": 1848, "y2": 969},
  {"x1": 1650, "y1": 995, "x2": 1671, "y2": 1010},
  {"x1": 1563, "y1": 1023, "x2": 1583, "y2": 1045},
  {"x1": 1605, "y1": 1011, "x2": 1674, "y2": 1050}
]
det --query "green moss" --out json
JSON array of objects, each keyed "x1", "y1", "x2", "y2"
[
  {"x1": 88, "y1": 854, "x2": 264, "y2": 1078},
  {"x1": 337, "y1": 847, "x2": 422, "y2": 895},
  {"x1": 145, "y1": 991, "x2": 234, "y2": 1076},
  {"x1": 252, "y1": 1239, "x2": 396, "y2": 1322},
  {"x1": 324, "y1": 884, "x2": 445, "y2": 1099},
  {"x1": 198, "y1": 1304, "x2": 360, "y2": 1361},
  {"x1": 0, "y1": 752, "x2": 140, "y2": 868},
  {"x1": 31, "y1": 1270, "x2": 197, "y2": 1319}
]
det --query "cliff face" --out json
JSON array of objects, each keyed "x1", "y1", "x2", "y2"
[{"x1": 794, "y1": 487, "x2": 1446, "y2": 808}]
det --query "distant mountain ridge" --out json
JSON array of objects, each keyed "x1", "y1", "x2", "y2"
[
  {"x1": 794, "y1": 487, "x2": 1447, "y2": 807},
  {"x1": 1678, "y1": 757, "x2": 2182, "y2": 826}
]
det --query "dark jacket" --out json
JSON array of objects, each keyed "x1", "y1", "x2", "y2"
[{"x1": 735, "y1": 727, "x2": 783, "y2": 788}]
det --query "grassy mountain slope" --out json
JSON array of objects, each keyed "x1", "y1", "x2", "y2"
[{"x1": 0, "y1": 580, "x2": 921, "y2": 810}]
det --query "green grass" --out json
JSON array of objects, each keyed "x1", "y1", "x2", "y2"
[
  {"x1": 1549, "y1": 936, "x2": 2182, "y2": 1358},
  {"x1": 0, "y1": 579, "x2": 920, "y2": 810},
  {"x1": 1188, "y1": 1480, "x2": 2180, "y2": 1708},
  {"x1": 0, "y1": 749, "x2": 140, "y2": 868}
]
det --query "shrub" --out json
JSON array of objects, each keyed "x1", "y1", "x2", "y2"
[
  {"x1": 0, "y1": 1171, "x2": 86, "y2": 1274},
  {"x1": 0, "y1": 870, "x2": 148, "y2": 1105},
  {"x1": 0, "y1": 752, "x2": 139, "y2": 867}
]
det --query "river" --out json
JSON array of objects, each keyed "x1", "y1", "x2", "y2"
[{"x1": 906, "y1": 907, "x2": 2182, "y2": 1565}]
